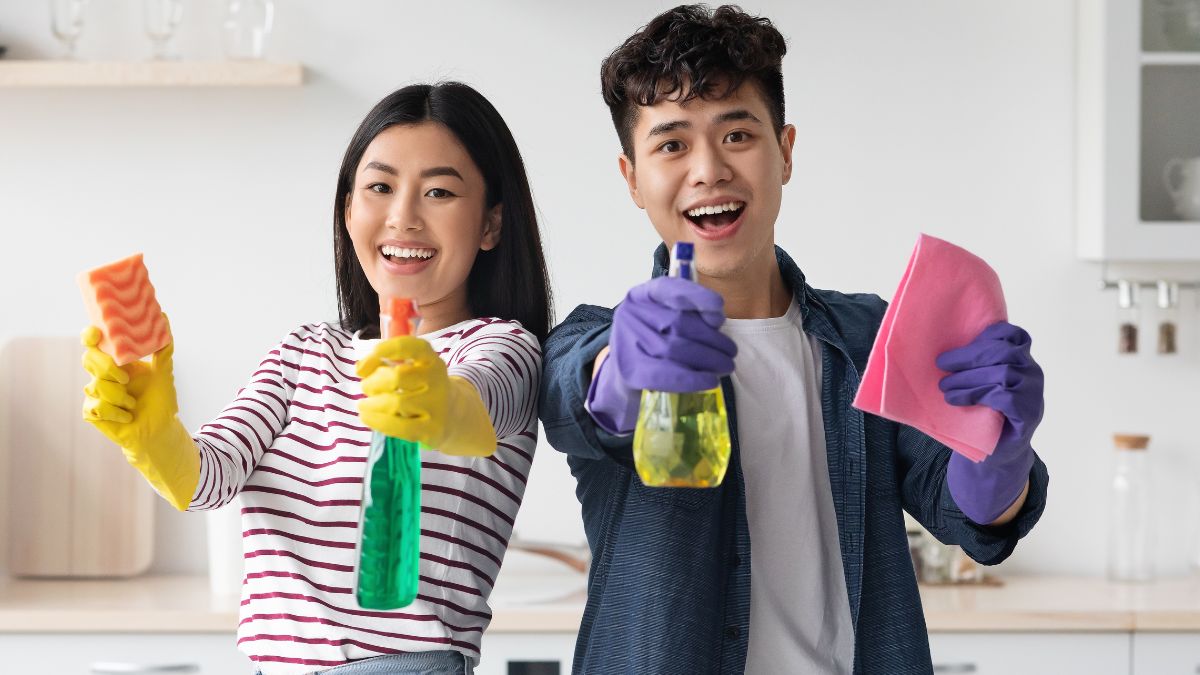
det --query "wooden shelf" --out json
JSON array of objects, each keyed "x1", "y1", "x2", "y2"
[
  {"x1": 0, "y1": 60, "x2": 303, "y2": 87},
  {"x1": 1141, "y1": 52, "x2": 1200, "y2": 66}
]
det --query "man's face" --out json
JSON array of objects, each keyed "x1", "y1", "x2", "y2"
[{"x1": 619, "y1": 82, "x2": 795, "y2": 281}]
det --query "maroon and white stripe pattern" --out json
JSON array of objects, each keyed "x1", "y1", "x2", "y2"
[{"x1": 188, "y1": 319, "x2": 541, "y2": 674}]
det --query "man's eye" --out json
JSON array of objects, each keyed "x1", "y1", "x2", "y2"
[
  {"x1": 725, "y1": 130, "x2": 749, "y2": 143},
  {"x1": 659, "y1": 140, "x2": 684, "y2": 154},
  {"x1": 426, "y1": 188, "x2": 456, "y2": 198},
  {"x1": 367, "y1": 183, "x2": 392, "y2": 194}
]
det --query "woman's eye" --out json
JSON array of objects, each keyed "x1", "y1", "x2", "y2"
[
  {"x1": 426, "y1": 188, "x2": 456, "y2": 198},
  {"x1": 658, "y1": 140, "x2": 684, "y2": 154},
  {"x1": 367, "y1": 183, "x2": 392, "y2": 194},
  {"x1": 725, "y1": 130, "x2": 749, "y2": 143}
]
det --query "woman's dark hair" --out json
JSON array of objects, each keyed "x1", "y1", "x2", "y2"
[
  {"x1": 600, "y1": 4, "x2": 787, "y2": 160},
  {"x1": 333, "y1": 82, "x2": 553, "y2": 342}
]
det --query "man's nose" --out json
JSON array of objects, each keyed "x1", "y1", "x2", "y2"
[{"x1": 688, "y1": 142, "x2": 733, "y2": 187}]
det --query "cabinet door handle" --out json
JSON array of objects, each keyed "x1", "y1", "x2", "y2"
[
  {"x1": 933, "y1": 664, "x2": 977, "y2": 674},
  {"x1": 90, "y1": 664, "x2": 200, "y2": 674}
]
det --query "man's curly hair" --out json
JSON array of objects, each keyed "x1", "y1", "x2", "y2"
[{"x1": 600, "y1": 4, "x2": 787, "y2": 160}]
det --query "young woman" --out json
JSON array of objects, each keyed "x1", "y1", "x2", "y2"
[{"x1": 81, "y1": 81, "x2": 552, "y2": 675}]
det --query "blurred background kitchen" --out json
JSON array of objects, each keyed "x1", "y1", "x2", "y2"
[{"x1": 2, "y1": 1, "x2": 1200, "y2": 673}]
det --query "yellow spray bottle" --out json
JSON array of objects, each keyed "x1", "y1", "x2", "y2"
[{"x1": 632, "y1": 241, "x2": 732, "y2": 487}]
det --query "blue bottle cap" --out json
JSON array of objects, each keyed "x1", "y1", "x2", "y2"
[
  {"x1": 670, "y1": 241, "x2": 695, "y2": 281},
  {"x1": 673, "y1": 241, "x2": 694, "y2": 262}
]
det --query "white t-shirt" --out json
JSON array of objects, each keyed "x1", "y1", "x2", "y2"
[{"x1": 724, "y1": 299, "x2": 856, "y2": 674}]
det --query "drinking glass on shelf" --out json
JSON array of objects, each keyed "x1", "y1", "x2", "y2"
[
  {"x1": 222, "y1": 0, "x2": 274, "y2": 61},
  {"x1": 49, "y1": 0, "x2": 90, "y2": 60},
  {"x1": 144, "y1": 0, "x2": 183, "y2": 61}
]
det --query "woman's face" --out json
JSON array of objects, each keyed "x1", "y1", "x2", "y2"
[{"x1": 346, "y1": 122, "x2": 501, "y2": 331}]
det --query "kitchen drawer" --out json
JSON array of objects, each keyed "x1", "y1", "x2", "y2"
[
  {"x1": 0, "y1": 633, "x2": 250, "y2": 674},
  {"x1": 1133, "y1": 633, "x2": 1200, "y2": 674},
  {"x1": 476, "y1": 632, "x2": 576, "y2": 675},
  {"x1": 928, "y1": 632, "x2": 1130, "y2": 675}
]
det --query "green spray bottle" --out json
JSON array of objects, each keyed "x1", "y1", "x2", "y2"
[
  {"x1": 355, "y1": 296, "x2": 422, "y2": 609},
  {"x1": 632, "y1": 242, "x2": 732, "y2": 487}
]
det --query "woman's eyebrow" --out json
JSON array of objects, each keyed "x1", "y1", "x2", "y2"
[
  {"x1": 362, "y1": 162, "x2": 463, "y2": 181},
  {"x1": 363, "y1": 160, "x2": 397, "y2": 175},
  {"x1": 420, "y1": 166, "x2": 464, "y2": 180}
]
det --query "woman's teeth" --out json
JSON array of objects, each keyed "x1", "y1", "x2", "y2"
[
  {"x1": 381, "y1": 245, "x2": 435, "y2": 260},
  {"x1": 685, "y1": 201, "x2": 744, "y2": 217}
]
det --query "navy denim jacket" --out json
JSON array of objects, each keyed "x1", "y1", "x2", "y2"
[{"x1": 538, "y1": 244, "x2": 1049, "y2": 674}]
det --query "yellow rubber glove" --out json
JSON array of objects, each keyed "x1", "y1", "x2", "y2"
[
  {"x1": 80, "y1": 320, "x2": 200, "y2": 511},
  {"x1": 357, "y1": 336, "x2": 496, "y2": 457}
]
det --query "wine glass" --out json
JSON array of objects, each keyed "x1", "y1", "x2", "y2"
[
  {"x1": 144, "y1": 0, "x2": 183, "y2": 61},
  {"x1": 49, "y1": 0, "x2": 90, "y2": 60}
]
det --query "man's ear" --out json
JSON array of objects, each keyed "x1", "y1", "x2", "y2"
[
  {"x1": 481, "y1": 203, "x2": 503, "y2": 251},
  {"x1": 618, "y1": 153, "x2": 645, "y2": 209},
  {"x1": 780, "y1": 124, "x2": 797, "y2": 185}
]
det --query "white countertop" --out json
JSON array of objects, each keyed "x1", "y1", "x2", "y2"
[
  {"x1": 0, "y1": 572, "x2": 587, "y2": 634},
  {"x1": 3, "y1": 574, "x2": 1200, "y2": 634},
  {"x1": 920, "y1": 574, "x2": 1200, "y2": 632}
]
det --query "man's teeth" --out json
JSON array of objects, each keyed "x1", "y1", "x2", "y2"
[
  {"x1": 381, "y1": 245, "x2": 435, "y2": 259},
  {"x1": 686, "y1": 201, "x2": 744, "y2": 217}
]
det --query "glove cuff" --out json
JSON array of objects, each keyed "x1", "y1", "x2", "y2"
[
  {"x1": 127, "y1": 417, "x2": 200, "y2": 512},
  {"x1": 585, "y1": 353, "x2": 640, "y2": 436},
  {"x1": 436, "y1": 377, "x2": 497, "y2": 457},
  {"x1": 947, "y1": 443, "x2": 1035, "y2": 525}
]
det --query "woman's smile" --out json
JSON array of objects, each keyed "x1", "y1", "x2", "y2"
[{"x1": 378, "y1": 240, "x2": 438, "y2": 275}]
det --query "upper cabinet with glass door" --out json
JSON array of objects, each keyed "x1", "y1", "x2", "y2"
[{"x1": 1077, "y1": 0, "x2": 1200, "y2": 260}]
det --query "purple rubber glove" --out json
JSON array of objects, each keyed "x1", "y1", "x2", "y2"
[
  {"x1": 586, "y1": 277, "x2": 738, "y2": 435},
  {"x1": 937, "y1": 321, "x2": 1044, "y2": 525}
]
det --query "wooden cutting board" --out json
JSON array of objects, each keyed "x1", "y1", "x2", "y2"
[{"x1": 2, "y1": 337, "x2": 154, "y2": 577}]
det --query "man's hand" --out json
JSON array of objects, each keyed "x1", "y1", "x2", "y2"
[
  {"x1": 587, "y1": 277, "x2": 737, "y2": 435},
  {"x1": 937, "y1": 321, "x2": 1044, "y2": 525}
]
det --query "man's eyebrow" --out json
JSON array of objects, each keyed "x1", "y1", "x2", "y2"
[
  {"x1": 363, "y1": 161, "x2": 397, "y2": 175},
  {"x1": 646, "y1": 120, "x2": 690, "y2": 139},
  {"x1": 645, "y1": 110, "x2": 763, "y2": 139},
  {"x1": 714, "y1": 109, "x2": 762, "y2": 125}
]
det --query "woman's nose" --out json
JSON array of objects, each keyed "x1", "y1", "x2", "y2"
[{"x1": 385, "y1": 197, "x2": 424, "y2": 231}]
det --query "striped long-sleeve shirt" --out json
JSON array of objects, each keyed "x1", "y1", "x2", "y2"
[{"x1": 187, "y1": 318, "x2": 541, "y2": 674}]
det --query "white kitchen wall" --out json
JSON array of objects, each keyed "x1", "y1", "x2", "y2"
[{"x1": 1, "y1": 0, "x2": 1197, "y2": 578}]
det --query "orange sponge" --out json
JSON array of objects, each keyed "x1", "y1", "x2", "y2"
[{"x1": 77, "y1": 253, "x2": 171, "y2": 366}]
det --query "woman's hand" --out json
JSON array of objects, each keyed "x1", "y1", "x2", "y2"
[{"x1": 357, "y1": 336, "x2": 450, "y2": 447}]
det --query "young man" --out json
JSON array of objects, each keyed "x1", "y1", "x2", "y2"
[{"x1": 539, "y1": 6, "x2": 1048, "y2": 674}]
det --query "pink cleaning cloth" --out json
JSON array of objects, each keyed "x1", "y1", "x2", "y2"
[{"x1": 852, "y1": 234, "x2": 1007, "y2": 462}]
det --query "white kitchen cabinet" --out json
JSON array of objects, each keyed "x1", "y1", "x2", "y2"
[
  {"x1": 1133, "y1": 632, "x2": 1200, "y2": 674},
  {"x1": 476, "y1": 633, "x2": 575, "y2": 675},
  {"x1": 0, "y1": 633, "x2": 251, "y2": 674},
  {"x1": 928, "y1": 632, "x2": 1130, "y2": 675},
  {"x1": 1076, "y1": 0, "x2": 1200, "y2": 260}
]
